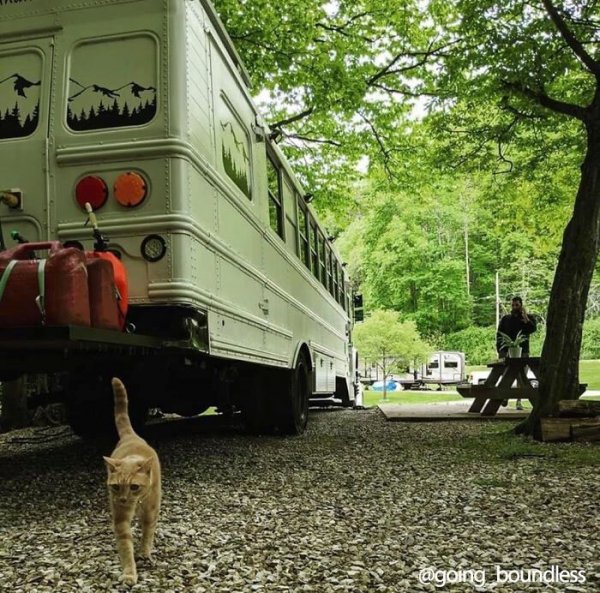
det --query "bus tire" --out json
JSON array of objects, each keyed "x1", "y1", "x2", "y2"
[{"x1": 277, "y1": 353, "x2": 310, "y2": 435}]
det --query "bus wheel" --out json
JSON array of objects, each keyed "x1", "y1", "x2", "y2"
[{"x1": 277, "y1": 353, "x2": 310, "y2": 435}]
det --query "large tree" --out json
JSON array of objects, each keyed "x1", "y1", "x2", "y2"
[
  {"x1": 522, "y1": 1, "x2": 600, "y2": 437},
  {"x1": 432, "y1": 0, "x2": 600, "y2": 437}
]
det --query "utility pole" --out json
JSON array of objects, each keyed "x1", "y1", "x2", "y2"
[
  {"x1": 464, "y1": 219, "x2": 470, "y2": 298},
  {"x1": 462, "y1": 180, "x2": 472, "y2": 299},
  {"x1": 495, "y1": 271, "x2": 500, "y2": 329}
]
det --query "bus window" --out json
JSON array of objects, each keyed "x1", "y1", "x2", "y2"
[
  {"x1": 283, "y1": 178, "x2": 297, "y2": 255},
  {"x1": 310, "y1": 221, "x2": 319, "y2": 279},
  {"x1": 326, "y1": 248, "x2": 333, "y2": 295},
  {"x1": 318, "y1": 233, "x2": 326, "y2": 286},
  {"x1": 298, "y1": 199, "x2": 309, "y2": 269},
  {"x1": 219, "y1": 97, "x2": 252, "y2": 199},
  {"x1": 0, "y1": 50, "x2": 42, "y2": 139},
  {"x1": 67, "y1": 34, "x2": 157, "y2": 131},
  {"x1": 267, "y1": 156, "x2": 283, "y2": 239},
  {"x1": 333, "y1": 260, "x2": 339, "y2": 302}
]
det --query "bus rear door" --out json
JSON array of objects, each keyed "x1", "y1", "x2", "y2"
[{"x1": 0, "y1": 34, "x2": 54, "y2": 244}]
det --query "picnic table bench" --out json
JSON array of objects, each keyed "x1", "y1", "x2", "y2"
[{"x1": 456, "y1": 356, "x2": 586, "y2": 416}]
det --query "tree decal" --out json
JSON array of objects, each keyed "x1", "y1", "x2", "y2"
[
  {"x1": 67, "y1": 78, "x2": 157, "y2": 130},
  {"x1": 0, "y1": 71, "x2": 41, "y2": 139},
  {"x1": 221, "y1": 120, "x2": 252, "y2": 199}
]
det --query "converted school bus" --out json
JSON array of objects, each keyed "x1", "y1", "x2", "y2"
[{"x1": 0, "y1": 0, "x2": 357, "y2": 436}]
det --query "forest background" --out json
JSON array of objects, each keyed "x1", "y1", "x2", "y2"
[{"x1": 212, "y1": 0, "x2": 600, "y2": 365}]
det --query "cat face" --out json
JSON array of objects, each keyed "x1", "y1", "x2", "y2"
[{"x1": 103, "y1": 456, "x2": 153, "y2": 505}]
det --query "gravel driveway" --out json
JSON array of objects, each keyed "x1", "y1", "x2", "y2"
[{"x1": 0, "y1": 408, "x2": 598, "y2": 592}]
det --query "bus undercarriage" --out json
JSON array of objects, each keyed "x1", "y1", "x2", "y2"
[{"x1": 0, "y1": 305, "x2": 330, "y2": 438}]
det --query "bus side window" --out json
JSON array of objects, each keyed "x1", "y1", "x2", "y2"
[
  {"x1": 326, "y1": 248, "x2": 333, "y2": 295},
  {"x1": 318, "y1": 233, "x2": 326, "y2": 287},
  {"x1": 310, "y1": 221, "x2": 319, "y2": 279},
  {"x1": 297, "y1": 198, "x2": 310, "y2": 269},
  {"x1": 333, "y1": 260, "x2": 339, "y2": 302},
  {"x1": 267, "y1": 156, "x2": 284, "y2": 239},
  {"x1": 283, "y1": 177, "x2": 298, "y2": 255}
]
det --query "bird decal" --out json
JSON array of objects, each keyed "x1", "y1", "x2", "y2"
[
  {"x1": 91, "y1": 85, "x2": 121, "y2": 99},
  {"x1": 68, "y1": 78, "x2": 122, "y2": 101},
  {"x1": 113, "y1": 82, "x2": 157, "y2": 98},
  {"x1": 0, "y1": 74, "x2": 41, "y2": 98}
]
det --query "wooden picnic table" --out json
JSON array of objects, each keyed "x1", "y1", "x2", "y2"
[
  {"x1": 457, "y1": 356, "x2": 586, "y2": 416},
  {"x1": 458, "y1": 356, "x2": 539, "y2": 416}
]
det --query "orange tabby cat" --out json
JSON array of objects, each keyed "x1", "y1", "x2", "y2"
[{"x1": 103, "y1": 377, "x2": 161, "y2": 586}]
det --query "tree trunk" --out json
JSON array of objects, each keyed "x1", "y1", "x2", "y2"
[{"x1": 517, "y1": 121, "x2": 600, "y2": 439}]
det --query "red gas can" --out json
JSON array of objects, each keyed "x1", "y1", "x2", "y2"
[
  {"x1": 87, "y1": 258, "x2": 120, "y2": 330},
  {"x1": 86, "y1": 251, "x2": 128, "y2": 329},
  {"x1": 0, "y1": 242, "x2": 91, "y2": 327}
]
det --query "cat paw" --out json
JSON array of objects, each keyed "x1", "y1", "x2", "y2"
[
  {"x1": 141, "y1": 551, "x2": 154, "y2": 565},
  {"x1": 119, "y1": 572, "x2": 138, "y2": 586}
]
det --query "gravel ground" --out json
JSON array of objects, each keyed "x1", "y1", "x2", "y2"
[{"x1": 0, "y1": 408, "x2": 598, "y2": 593}]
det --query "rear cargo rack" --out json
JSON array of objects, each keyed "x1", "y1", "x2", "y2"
[
  {"x1": 0, "y1": 326, "x2": 166, "y2": 376},
  {"x1": 0, "y1": 325, "x2": 163, "y2": 349}
]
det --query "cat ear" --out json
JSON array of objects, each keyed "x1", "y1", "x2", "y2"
[
  {"x1": 103, "y1": 456, "x2": 120, "y2": 472},
  {"x1": 138, "y1": 457, "x2": 153, "y2": 474}
]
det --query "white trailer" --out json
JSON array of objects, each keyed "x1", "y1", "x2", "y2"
[
  {"x1": 421, "y1": 351, "x2": 465, "y2": 386},
  {"x1": 0, "y1": 0, "x2": 357, "y2": 436},
  {"x1": 397, "y1": 351, "x2": 466, "y2": 390}
]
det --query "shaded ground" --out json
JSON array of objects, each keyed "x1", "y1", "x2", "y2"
[{"x1": 0, "y1": 409, "x2": 598, "y2": 592}]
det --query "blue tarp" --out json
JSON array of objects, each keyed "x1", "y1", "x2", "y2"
[{"x1": 371, "y1": 379, "x2": 399, "y2": 392}]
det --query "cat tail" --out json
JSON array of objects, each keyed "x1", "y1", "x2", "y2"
[{"x1": 111, "y1": 377, "x2": 134, "y2": 438}]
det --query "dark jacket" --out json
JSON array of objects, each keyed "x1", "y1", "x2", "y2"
[{"x1": 496, "y1": 313, "x2": 537, "y2": 356}]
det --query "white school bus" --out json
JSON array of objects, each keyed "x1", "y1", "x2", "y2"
[{"x1": 0, "y1": 0, "x2": 357, "y2": 436}]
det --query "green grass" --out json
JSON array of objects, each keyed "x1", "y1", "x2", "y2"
[
  {"x1": 362, "y1": 389, "x2": 463, "y2": 406},
  {"x1": 468, "y1": 359, "x2": 600, "y2": 390},
  {"x1": 466, "y1": 365, "x2": 488, "y2": 374},
  {"x1": 578, "y1": 359, "x2": 600, "y2": 390}
]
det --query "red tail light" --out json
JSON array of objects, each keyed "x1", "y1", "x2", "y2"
[{"x1": 75, "y1": 176, "x2": 108, "y2": 210}]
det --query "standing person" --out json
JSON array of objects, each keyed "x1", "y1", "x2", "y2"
[{"x1": 496, "y1": 296, "x2": 537, "y2": 410}]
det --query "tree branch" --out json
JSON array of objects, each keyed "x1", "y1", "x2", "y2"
[
  {"x1": 541, "y1": 0, "x2": 600, "y2": 78},
  {"x1": 495, "y1": 140, "x2": 514, "y2": 175},
  {"x1": 367, "y1": 39, "x2": 463, "y2": 86},
  {"x1": 359, "y1": 113, "x2": 396, "y2": 179},
  {"x1": 315, "y1": 12, "x2": 374, "y2": 43},
  {"x1": 370, "y1": 81, "x2": 444, "y2": 98},
  {"x1": 502, "y1": 80, "x2": 587, "y2": 120},
  {"x1": 284, "y1": 133, "x2": 342, "y2": 147},
  {"x1": 269, "y1": 107, "x2": 315, "y2": 141},
  {"x1": 500, "y1": 96, "x2": 545, "y2": 120}
]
